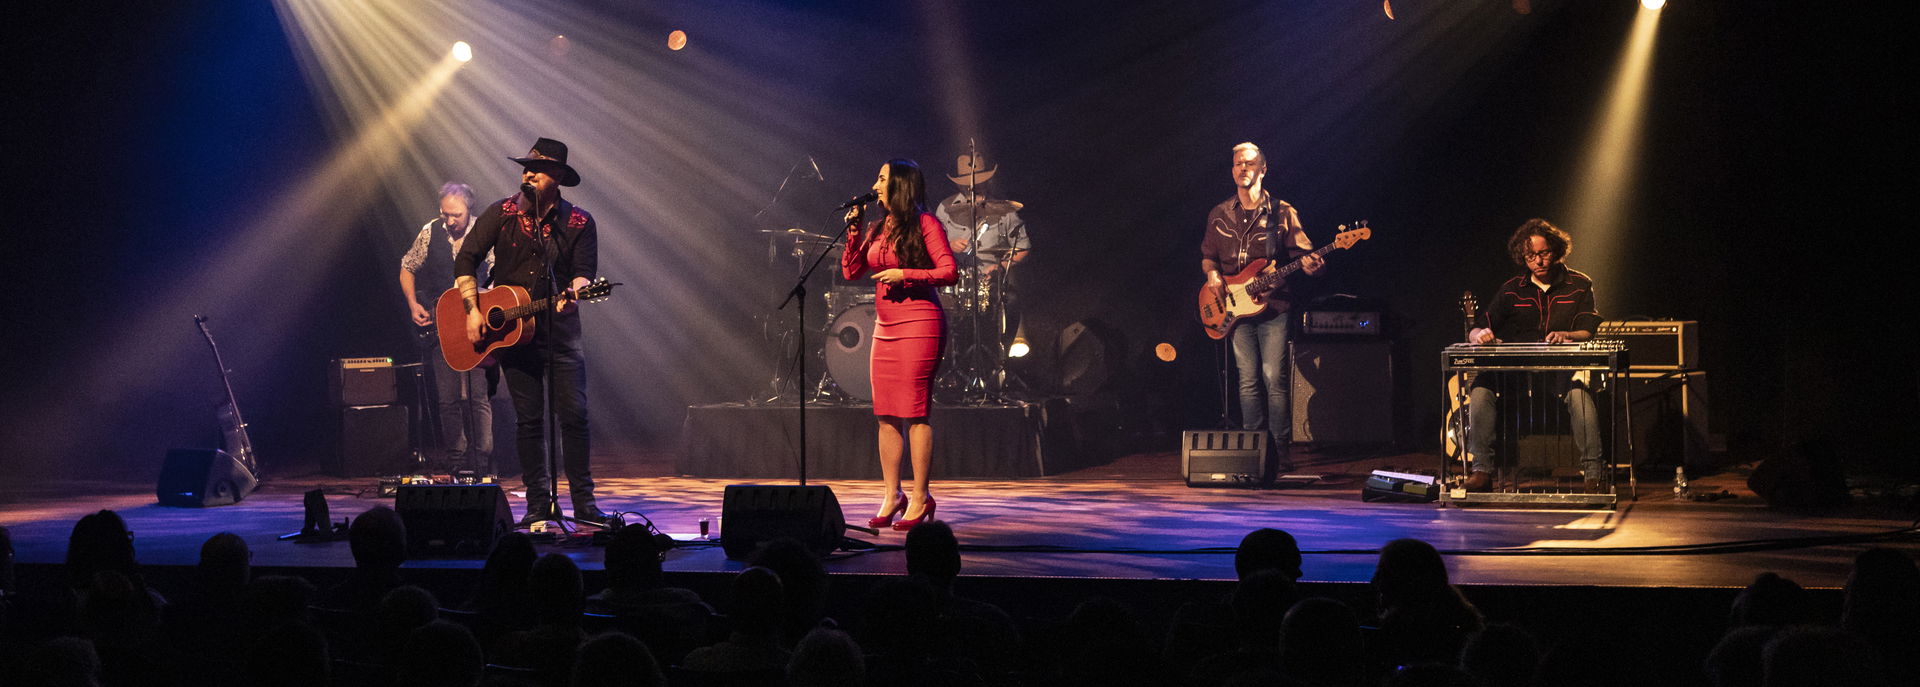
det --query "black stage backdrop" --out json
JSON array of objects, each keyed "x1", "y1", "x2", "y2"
[{"x1": 3, "y1": 1, "x2": 1912, "y2": 482}]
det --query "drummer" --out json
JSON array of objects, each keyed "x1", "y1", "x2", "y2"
[{"x1": 934, "y1": 151, "x2": 1030, "y2": 279}]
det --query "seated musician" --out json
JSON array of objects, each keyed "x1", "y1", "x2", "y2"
[{"x1": 1462, "y1": 219, "x2": 1604, "y2": 491}]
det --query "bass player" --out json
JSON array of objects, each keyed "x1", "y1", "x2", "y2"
[{"x1": 1200, "y1": 142, "x2": 1324, "y2": 474}]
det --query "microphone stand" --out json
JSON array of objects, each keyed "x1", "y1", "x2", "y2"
[
  {"x1": 776, "y1": 206, "x2": 860, "y2": 486},
  {"x1": 529, "y1": 190, "x2": 595, "y2": 532}
]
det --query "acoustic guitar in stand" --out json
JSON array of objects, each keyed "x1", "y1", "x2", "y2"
[
  {"x1": 435, "y1": 277, "x2": 618, "y2": 371},
  {"x1": 1197, "y1": 223, "x2": 1372, "y2": 339}
]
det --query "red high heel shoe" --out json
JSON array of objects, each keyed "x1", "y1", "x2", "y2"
[
  {"x1": 892, "y1": 494, "x2": 936, "y2": 531},
  {"x1": 868, "y1": 492, "x2": 907, "y2": 529}
]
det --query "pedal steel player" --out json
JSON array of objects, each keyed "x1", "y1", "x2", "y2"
[
  {"x1": 1462, "y1": 218, "x2": 1604, "y2": 492},
  {"x1": 453, "y1": 138, "x2": 606, "y2": 527},
  {"x1": 1201, "y1": 142, "x2": 1323, "y2": 474}
]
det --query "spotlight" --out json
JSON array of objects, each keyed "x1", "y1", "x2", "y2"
[
  {"x1": 1008, "y1": 337, "x2": 1030, "y2": 359},
  {"x1": 667, "y1": 30, "x2": 689, "y2": 51},
  {"x1": 1641, "y1": 0, "x2": 1665, "y2": 9},
  {"x1": 451, "y1": 41, "x2": 472, "y2": 63},
  {"x1": 1155, "y1": 343, "x2": 1177, "y2": 363}
]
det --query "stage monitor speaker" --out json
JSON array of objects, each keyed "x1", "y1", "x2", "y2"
[
  {"x1": 395, "y1": 484, "x2": 513, "y2": 555},
  {"x1": 720, "y1": 485, "x2": 847, "y2": 560},
  {"x1": 332, "y1": 404, "x2": 411, "y2": 477},
  {"x1": 1290, "y1": 339, "x2": 1393, "y2": 445},
  {"x1": 1182, "y1": 429, "x2": 1268, "y2": 487},
  {"x1": 157, "y1": 448, "x2": 258, "y2": 507},
  {"x1": 331, "y1": 357, "x2": 399, "y2": 407}
]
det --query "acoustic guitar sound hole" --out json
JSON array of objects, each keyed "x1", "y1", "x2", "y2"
[{"x1": 487, "y1": 309, "x2": 506, "y2": 329}]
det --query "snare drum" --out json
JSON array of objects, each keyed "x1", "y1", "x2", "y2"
[{"x1": 824, "y1": 304, "x2": 875, "y2": 401}]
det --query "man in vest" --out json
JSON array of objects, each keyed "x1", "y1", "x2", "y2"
[{"x1": 399, "y1": 181, "x2": 494, "y2": 473}]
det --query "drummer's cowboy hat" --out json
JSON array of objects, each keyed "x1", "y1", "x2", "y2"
[
  {"x1": 947, "y1": 153, "x2": 997, "y2": 186},
  {"x1": 509, "y1": 137, "x2": 582, "y2": 187}
]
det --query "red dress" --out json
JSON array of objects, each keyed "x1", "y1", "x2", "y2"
[{"x1": 840, "y1": 212, "x2": 959, "y2": 417}]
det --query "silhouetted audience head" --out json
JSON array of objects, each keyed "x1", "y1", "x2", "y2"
[
  {"x1": 1236, "y1": 528, "x2": 1303, "y2": 581},
  {"x1": 856, "y1": 574, "x2": 938, "y2": 658},
  {"x1": 748, "y1": 537, "x2": 829, "y2": 643},
  {"x1": 1371, "y1": 539, "x2": 1451, "y2": 607},
  {"x1": 528, "y1": 553, "x2": 585, "y2": 626},
  {"x1": 729, "y1": 566, "x2": 787, "y2": 638},
  {"x1": 904, "y1": 520, "x2": 962, "y2": 583},
  {"x1": 1229, "y1": 568, "x2": 1298, "y2": 651},
  {"x1": 348, "y1": 506, "x2": 408, "y2": 571},
  {"x1": 376, "y1": 585, "x2": 440, "y2": 662},
  {"x1": 197, "y1": 532, "x2": 250, "y2": 592},
  {"x1": 1761, "y1": 626, "x2": 1888, "y2": 687},
  {"x1": 572, "y1": 631, "x2": 665, "y2": 687},
  {"x1": 1841, "y1": 547, "x2": 1920, "y2": 663},
  {"x1": 19, "y1": 636, "x2": 102, "y2": 687},
  {"x1": 77, "y1": 569, "x2": 160, "y2": 645},
  {"x1": 1705, "y1": 625, "x2": 1778, "y2": 687},
  {"x1": 468, "y1": 531, "x2": 535, "y2": 616},
  {"x1": 246, "y1": 621, "x2": 329, "y2": 687},
  {"x1": 1459, "y1": 622, "x2": 1540, "y2": 687},
  {"x1": 1062, "y1": 596, "x2": 1160, "y2": 687},
  {"x1": 602, "y1": 525, "x2": 666, "y2": 590},
  {"x1": 242, "y1": 575, "x2": 317, "y2": 630},
  {"x1": 396, "y1": 620, "x2": 485, "y2": 687},
  {"x1": 66, "y1": 510, "x2": 139, "y2": 589},
  {"x1": 787, "y1": 627, "x2": 865, "y2": 687},
  {"x1": 1278, "y1": 596, "x2": 1362, "y2": 686},
  {"x1": 1729, "y1": 572, "x2": 1814, "y2": 627}
]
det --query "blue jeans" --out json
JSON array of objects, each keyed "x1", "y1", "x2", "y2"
[
  {"x1": 1466, "y1": 379, "x2": 1604, "y2": 479},
  {"x1": 498, "y1": 339, "x2": 593, "y2": 511},
  {"x1": 1231, "y1": 311, "x2": 1292, "y2": 458},
  {"x1": 429, "y1": 355, "x2": 492, "y2": 470}
]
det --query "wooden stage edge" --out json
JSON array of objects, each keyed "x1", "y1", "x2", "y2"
[{"x1": 4, "y1": 448, "x2": 1916, "y2": 591}]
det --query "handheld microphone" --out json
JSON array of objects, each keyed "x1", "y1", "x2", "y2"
[{"x1": 836, "y1": 191, "x2": 877, "y2": 210}]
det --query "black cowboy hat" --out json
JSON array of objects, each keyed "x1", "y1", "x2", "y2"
[{"x1": 508, "y1": 137, "x2": 581, "y2": 187}]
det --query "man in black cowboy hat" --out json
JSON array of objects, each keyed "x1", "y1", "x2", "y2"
[{"x1": 453, "y1": 137, "x2": 606, "y2": 527}]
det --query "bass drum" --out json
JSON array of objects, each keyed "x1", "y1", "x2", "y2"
[{"x1": 824, "y1": 304, "x2": 876, "y2": 401}]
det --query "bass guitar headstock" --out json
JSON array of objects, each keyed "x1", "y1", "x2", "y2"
[{"x1": 1331, "y1": 220, "x2": 1373, "y2": 249}]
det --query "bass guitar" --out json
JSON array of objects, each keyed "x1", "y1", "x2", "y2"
[
  {"x1": 435, "y1": 277, "x2": 618, "y2": 371},
  {"x1": 1197, "y1": 223, "x2": 1372, "y2": 339}
]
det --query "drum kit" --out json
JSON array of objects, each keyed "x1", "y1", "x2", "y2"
[{"x1": 754, "y1": 218, "x2": 1025, "y2": 406}]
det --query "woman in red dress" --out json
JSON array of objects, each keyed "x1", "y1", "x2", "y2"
[{"x1": 841, "y1": 159, "x2": 957, "y2": 532}]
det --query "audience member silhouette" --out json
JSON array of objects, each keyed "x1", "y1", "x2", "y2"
[
  {"x1": 1704, "y1": 625, "x2": 1778, "y2": 687},
  {"x1": 1839, "y1": 547, "x2": 1920, "y2": 675},
  {"x1": 494, "y1": 553, "x2": 589, "y2": 681},
  {"x1": 1370, "y1": 538, "x2": 1483, "y2": 669},
  {"x1": 786, "y1": 626, "x2": 865, "y2": 687},
  {"x1": 681, "y1": 565, "x2": 791, "y2": 674},
  {"x1": 371, "y1": 584, "x2": 440, "y2": 666},
  {"x1": 1185, "y1": 569, "x2": 1299, "y2": 686},
  {"x1": 18, "y1": 635, "x2": 103, "y2": 687},
  {"x1": 1760, "y1": 625, "x2": 1889, "y2": 687},
  {"x1": 571, "y1": 630, "x2": 665, "y2": 687},
  {"x1": 1236, "y1": 527, "x2": 1304, "y2": 582},
  {"x1": 586, "y1": 524, "x2": 708, "y2": 620},
  {"x1": 904, "y1": 520, "x2": 1020, "y2": 679},
  {"x1": 1457, "y1": 622, "x2": 1539, "y2": 687},
  {"x1": 1059, "y1": 596, "x2": 1161, "y2": 687},
  {"x1": 317, "y1": 506, "x2": 409, "y2": 612},
  {"x1": 396, "y1": 619, "x2": 486, "y2": 687},
  {"x1": 245, "y1": 621, "x2": 330, "y2": 687},
  {"x1": 460, "y1": 531, "x2": 536, "y2": 647},
  {"x1": 745, "y1": 537, "x2": 831, "y2": 648},
  {"x1": 1728, "y1": 571, "x2": 1816, "y2": 628},
  {"x1": 1277, "y1": 596, "x2": 1365, "y2": 687}
]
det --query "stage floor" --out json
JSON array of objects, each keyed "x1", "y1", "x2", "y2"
[{"x1": 5, "y1": 448, "x2": 1914, "y2": 589}]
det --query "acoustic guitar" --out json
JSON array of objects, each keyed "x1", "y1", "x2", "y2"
[
  {"x1": 1197, "y1": 223, "x2": 1372, "y2": 339},
  {"x1": 435, "y1": 277, "x2": 618, "y2": 371}
]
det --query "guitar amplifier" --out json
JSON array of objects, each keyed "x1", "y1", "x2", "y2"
[
  {"x1": 1595, "y1": 321, "x2": 1699, "y2": 370},
  {"x1": 1299, "y1": 310, "x2": 1383, "y2": 337},
  {"x1": 331, "y1": 357, "x2": 398, "y2": 406},
  {"x1": 1182, "y1": 430, "x2": 1268, "y2": 487}
]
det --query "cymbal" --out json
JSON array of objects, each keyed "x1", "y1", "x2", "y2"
[
  {"x1": 945, "y1": 198, "x2": 1025, "y2": 214},
  {"x1": 756, "y1": 227, "x2": 835, "y2": 241}
]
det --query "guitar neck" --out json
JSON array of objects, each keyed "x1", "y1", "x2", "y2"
[
  {"x1": 503, "y1": 295, "x2": 563, "y2": 322},
  {"x1": 1250, "y1": 242, "x2": 1340, "y2": 292}
]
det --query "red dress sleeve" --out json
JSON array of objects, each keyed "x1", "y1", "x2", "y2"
[
  {"x1": 901, "y1": 213, "x2": 959, "y2": 287},
  {"x1": 840, "y1": 221, "x2": 872, "y2": 280}
]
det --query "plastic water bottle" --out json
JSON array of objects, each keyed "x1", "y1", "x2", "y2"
[{"x1": 1673, "y1": 466, "x2": 1690, "y2": 498}]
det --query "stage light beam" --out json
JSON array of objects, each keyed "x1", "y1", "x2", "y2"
[
  {"x1": 451, "y1": 41, "x2": 472, "y2": 63},
  {"x1": 1641, "y1": 0, "x2": 1666, "y2": 11},
  {"x1": 1561, "y1": 3, "x2": 1664, "y2": 293}
]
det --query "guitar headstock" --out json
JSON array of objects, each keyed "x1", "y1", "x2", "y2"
[
  {"x1": 1331, "y1": 220, "x2": 1373, "y2": 249},
  {"x1": 1459, "y1": 290, "x2": 1477, "y2": 318},
  {"x1": 575, "y1": 277, "x2": 621, "y2": 302}
]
